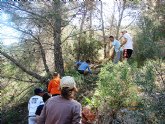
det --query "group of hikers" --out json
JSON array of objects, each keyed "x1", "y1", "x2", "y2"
[
  {"x1": 108, "y1": 30, "x2": 133, "y2": 63},
  {"x1": 28, "y1": 75, "x2": 82, "y2": 124},
  {"x1": 28, "y1": 30, "x2": 133, "y2": 124},
  {"x1": 75, "y1": 30, "x2": 133, "y2": 75}
]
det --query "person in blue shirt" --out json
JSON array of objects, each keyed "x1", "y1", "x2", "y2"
[
  {"x1": 109, "y1": 36, "x2": 122, "y2": 64},
  {"x1": 78, "y1": 60, "x2": 92, "y2": 75}
]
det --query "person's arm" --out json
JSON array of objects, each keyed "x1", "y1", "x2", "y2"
[
  {"x1": 87, "y1": 66, "x2": 92, "y2": 74},
  {"x1": 35, "y1": 105, "x2": 42, "y2": 116},
  {"x1": 35, "y1": 105, "x2": 43, "y2": 123},
  {"x1": 120, "y1": 37, "x2": 127, "y2": 47},
  {"x1": 38, "y1": 105, "x2": 46, "y2": 124},
  {"x1": 36, "y1": 115, "x2": 40, "y2": 124},
  {"x1": 109, "y1": 45, "x2": 114, "y2": 50},
  {"x1": 72, "y1": 103, "x2": 82, "y2": 124},
  {"x1": 48, "y1": 81, "x2": 52, "y2": 93},
  {"x1": 28, "y1": 99, "x2": 30, "y2": 111}
]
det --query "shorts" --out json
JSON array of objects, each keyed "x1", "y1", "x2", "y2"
[
  {"x1": 123, "y1": 49, "x2": 133, "y2": 58},
  {"x1": 52, "y1": 94, "x2": 60, "y2": 96},
  {"x1": 78, "y1": 70, "x2": 84, "y2": 74}
]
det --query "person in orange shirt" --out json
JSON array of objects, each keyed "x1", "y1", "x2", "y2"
[{"x1": 48, "y1": 72, "x2": 61, "y2": 96}]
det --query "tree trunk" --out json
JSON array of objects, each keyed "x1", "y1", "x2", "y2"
[
  {"x1": 116, "y1": 0, "x2": 126, "y2": 39},
  {"x1": 100, "y1": 0, "x2": 106, "y2": 58},
  {"x1": 107, "y1": 4, "x2": 115, "y2": 58},
  {"x1": 89, "y1": 9, "x2": 93, "y2": 40},
  {"x1": 37, "y1": 38, "x2": 51, "y2": 77},
  {"x1": 77, "y1": 5, "x2": 87, "y2": 61},
  {"x1": 53, "y1": 0, "x2": 64, "y2": 76}
]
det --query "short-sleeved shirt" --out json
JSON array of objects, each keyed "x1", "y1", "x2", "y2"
[
  {"x1": 112, "y1": 39, "x2": 122, "y2": 52},
  {"x1": 48, "y1": 77, "x2": 61, "y2": 95},
  {"x1": 78, "y1": 62, "x2": 92, "y2": 74},
  {"x1": 123, "y1": 33, "x2": 133, "y2": 50},
  {"x1": 35, "y1": 104, "x2": 44, "y2": 116},
  {"x1": 75, "y1": 61, "x2": 83, "y2": 66},
  {"x1": 28, "y1": 95, "x2": 44, "y2": 116}
]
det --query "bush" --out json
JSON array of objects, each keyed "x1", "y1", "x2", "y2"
[
  {"x1": 134, "y1": 16, "x2": 165, "y2": 65},
  {"x1": 73, "y1": 34, "x2": 102, "y2": 61},
  {"x1": 95, "y1": 62, "x2": 141, "y2": 109},
  {"x1": 85, "y1": 60, "x2": 165, "y2": 123}
]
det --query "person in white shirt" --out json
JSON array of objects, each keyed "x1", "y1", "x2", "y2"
[
  {"x1": 120, "y1": 30, "x2": 133, "y2": 61},
  {"x1": 109, "y1": 36, "x2": 122, "y2": 64},
  {"x1": 28, "y1": 88, "x2": 44, "y2": 124}
]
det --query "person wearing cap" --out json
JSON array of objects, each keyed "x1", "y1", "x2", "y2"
[
  {"x1": 38, "y1": 76, "x2": 82, "y2": 124},
  {"x1": 78, "y1": 60, "x2": 92, "y2": 75},
  {"x1": 109, "y1": 36, "x2": 122, "y2": 64},
  {"x1": 28, "y1": 88, "x2": 45, "y2": 124},
  {"x1": 120, "y1": 30, "x2": 133, "y2": 61},
  {"x1": 35, "y1": 92, "x2": 51, "y2": 123},
  {"x1": 48, "y1": 72, "x2": 61, "y2": 96}
]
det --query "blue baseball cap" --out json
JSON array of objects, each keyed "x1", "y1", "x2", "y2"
[{"x1": 34, "y1": 87, "x2": 44, "y2": 95}]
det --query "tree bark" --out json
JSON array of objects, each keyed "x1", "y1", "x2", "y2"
[
  {"x1": 53, "y1": 0, "x2": 64, "y2": 76},
  {"x1": 116, "y1": 0, "x2": 126, "y2": 39},
  {"x1": 77, "y1": 4, "x2": 87, "y2": 61},
  {"x1": 89, "y1": 9, "x2": 93, "y2": 40},
  {"x1": 100, "y1": 0, "x2": 106, "y2": 58},
  {"x1": 37, "y1": 37, "x2": 51, "y2": 77}
]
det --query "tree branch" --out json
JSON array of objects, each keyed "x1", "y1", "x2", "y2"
[
  {"x1": 0, "y1": 50, "x2": 46, "y2": 82},
  {"x1": 37, "y1": 34, "x2": 51, "y2": 77}
]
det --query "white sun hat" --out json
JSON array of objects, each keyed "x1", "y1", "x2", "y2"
[{"x1": 60, "y1": 76, "x2": 77, "y2": 90}]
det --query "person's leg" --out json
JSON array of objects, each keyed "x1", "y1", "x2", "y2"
[
  {"x1": 123, "y1": 49, "x2": 128, "y2": 61},
  {"x1": 127, "y1": 49, "x2": 133, "y2": 58},
  {"x1": 78, "y1": 70, "x2": 84, "y2": 74},
  {"x1": 52, "y1": 94, "x2": 60, "y2": 96},
  {"x1": 28, "y1": 117, "x2": 37, "y2": 124},
  {"x1": 84, "y1": 71, "x2": 89, "y2": 76},
  {"x1": 119, "y1": 51, "x2": 123, "y2": 62},
  {"x1": 113, "y1": 51, "x2": 121, "y2": 64}
]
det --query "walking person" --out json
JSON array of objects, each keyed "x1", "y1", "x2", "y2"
[
  {"x1": 120, "y1": 30, "x2": 133, "y2": 61},
  {"x1": 48, "y1": 72, "x2": 61, "y2": 96},
  {"x1": 35, "y1": 92, "x2": 51, "y2": 123},
  {"x1": 28, "y1": 88, "x2": 45, "y2": 124},
  {"x1": 38, "y1": 76, "x2": 82, "y2": 124},
  {"x1": 109, "y1": 36, "x2": 122, "y2": 64}
]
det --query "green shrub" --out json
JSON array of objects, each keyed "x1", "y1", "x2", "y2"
[
  {"x1": 85, "y1": 60, "x2": 165, "y2": 123},
  {"x1": 73, "y1": 34, "x2": 102, "y2": 61},
  {"x1": 94, "y1": 62, "x2": 141, "y2": 110}
]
